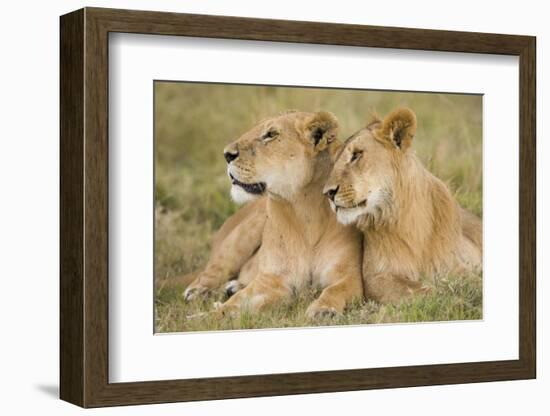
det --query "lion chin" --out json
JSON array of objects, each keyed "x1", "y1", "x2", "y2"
[
  {"x1": 230, "y1": 184, "x2": 262, "y2": 204},
  {"x1": 334, "y1": 205, "x2": 368, "y2": 225},
  {"x1": 329, "y1": 198, "x2": 369, "y2": 225}
]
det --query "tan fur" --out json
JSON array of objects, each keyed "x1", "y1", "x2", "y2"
[
  {"x1": 187, "y1": 111, "x2": 364, "y2": 318},
  {"x1": 181, "y1": 197, "x2": 266, "y2": 300},
  {"x1": 324, "y1": 108, "x2": 482, "y2": 304}
]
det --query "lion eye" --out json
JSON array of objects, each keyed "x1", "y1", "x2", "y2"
[
  {"x1": 350, "y1": 150, "x2": 363, "y2": 162},
  {"x1": 262, "y1": 130, "x2": 278, "y2": 142}
]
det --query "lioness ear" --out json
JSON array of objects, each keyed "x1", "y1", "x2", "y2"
[
  {"x1": 380, "y1": 108, "x2": 417, "y2": 151},
  {"x1": 305, "y1": 111, "x2": 338, "y2": 149}
]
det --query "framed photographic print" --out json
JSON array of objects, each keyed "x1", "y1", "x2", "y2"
[{"x1": 60, "y1": 7, "x2": 536, "y2": 408}]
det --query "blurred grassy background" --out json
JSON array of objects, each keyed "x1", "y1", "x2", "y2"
[{"x1": 154, "y1": 81, "x2": 482, "y2": 332}]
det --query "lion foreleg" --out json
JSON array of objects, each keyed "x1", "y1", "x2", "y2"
[
  {"x1": 183, "y1": 210, "x2": 265, "y2": 301},
  {"x1": 215, "y1": 273, "x2": 291, "y2": 316},
  {"x1": 364, "y1": 272, "x2": 431, "y2": 304},
  {"x1": 307, "y1": 268, "x2": 363, "y2": 319}
]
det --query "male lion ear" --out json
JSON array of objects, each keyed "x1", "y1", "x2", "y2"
[
  {"x1": 305, "y1": 111, "x2": 339, "y2": 149},
  {"x1": 379, "y1": 107, "x2": 417, "y2": 151},
  {"x1": 365, "y1": 110, "x2": 382, "y2": 130}
]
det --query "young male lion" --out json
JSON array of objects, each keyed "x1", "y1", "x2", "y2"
[
  {"x1": 323, "y1": 108, "x2": 482, "y2": 304},
  {"x1": 184, "y1": 110, "x2": 363, "y2": 318}
]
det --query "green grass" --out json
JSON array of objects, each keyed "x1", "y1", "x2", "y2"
[
  {"x1": 155, "y1": 273, "x2": 482, "y2": 332},
  {"x1": 154, "y1": 82, "x2": 483, "y2": 332}
]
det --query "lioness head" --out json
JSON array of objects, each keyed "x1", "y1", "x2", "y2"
[
  {"x1": 224, "y1": 111, "x2": 339, "y2": 203},
  {"x1": 323, "y1": 108, "x2": 417, "y2": 226}
]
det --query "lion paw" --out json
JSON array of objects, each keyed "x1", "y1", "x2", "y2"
[
  {"x1": 306, "y1": 303, "x2": 340, "y2": 320},
  {"x1": 183, "y1": 283, "x2": 212, "y2": 302},
  {"x1": 212, "y1": 301, "x2": 240, "y2": 318}
]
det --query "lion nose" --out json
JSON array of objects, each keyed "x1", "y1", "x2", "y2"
[
  {"x1": 224, "y1": 150, "x2": 239, "y2": 164},
  {"x1": 324, "y1": 185, "x2": 339, "y2": 201}
]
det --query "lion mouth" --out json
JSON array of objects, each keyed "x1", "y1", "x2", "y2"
[
  {"x1": 229, "y1": 173, "x2": 266, "y2": 195},
  {"x1": 334, "y1": 200, "x2": 367, "y2": 211}
]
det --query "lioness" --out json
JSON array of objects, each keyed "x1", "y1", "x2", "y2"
[
  {"x1": 323, "y1": 108, "x2": 482, "y2": 304},
  {"x1": 185, "y1": 110, "x2": 364, "y2": 317}
]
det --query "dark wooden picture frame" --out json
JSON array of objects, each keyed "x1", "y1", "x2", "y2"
[{"x1": 60, "y1": 7, "x2": 536, "y2": 408}]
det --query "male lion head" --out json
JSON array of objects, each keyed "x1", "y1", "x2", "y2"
[
  {"x1": 323, "y1": 108, "x2": 417, "y2": 226},
  {"x1": 224, "y1": 111, "x2": 339, "y2": 203}
]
